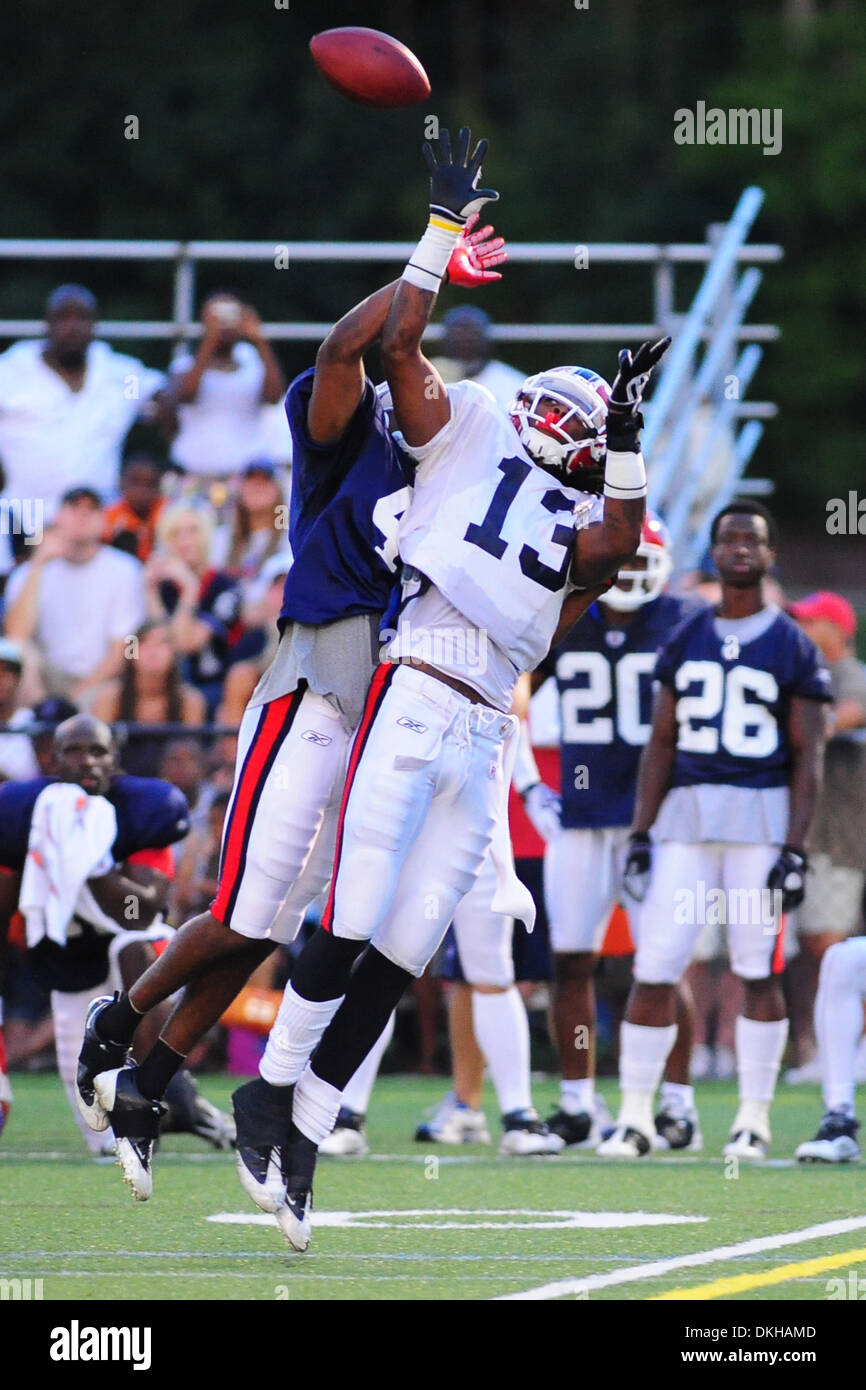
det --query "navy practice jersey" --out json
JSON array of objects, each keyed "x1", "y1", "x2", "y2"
[
  {"x1": 0, "y1": 775, "x2": 190, "y2": 874},
  {"x1": 545, "y1": 593, "x2": 688, "y2": 828},
  {"x1": 654, "y1": 605, "x2": 832, "y2": 789},
  {"x1": 279, "y1": 369, "x2": 416, "y2": 627}
]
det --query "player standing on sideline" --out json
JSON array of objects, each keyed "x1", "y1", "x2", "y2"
[
  {"x1": 598, "y1": 500, "x2": 830, "y2": 1160},
  {"x1": 76, "y1": 217, "x2": 508, "y2": 1196},
  {"x1": 529, "y1": 517, "x2": 704, "y2": 1151},
  {"x1": 0, "y1": 715, "x2": 231, "y2": 1152},
  {"x1": 229, "y1": 126, "x2": 668, "y2": 1251}
]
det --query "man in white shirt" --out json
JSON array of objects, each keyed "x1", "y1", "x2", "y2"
[
  {"x1": 3, "y1": 487, "x2": 146, "y2": 701},
  {"x1": 0, "y1": 285, "x2": 166, "y2": 520},
  {"x1": 429, "y1": 304, "x2": 525, "y2": 409},
  {"x1": 169, "y1": 296, "x2": 286, "y2": 480}
]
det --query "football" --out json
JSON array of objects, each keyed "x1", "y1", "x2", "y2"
[{"x1": 309, "y1": 27, "x2": 431, "y2": 108}]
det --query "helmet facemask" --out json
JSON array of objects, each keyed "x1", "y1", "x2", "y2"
[{"x1": 510, "y1": 368, "x2": 610, "y2": 480}]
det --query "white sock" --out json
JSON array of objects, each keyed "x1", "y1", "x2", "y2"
[
  {"x1": 735, "y1": 1015, "x2": 788, "y2": 1103},
  {"x1": 340, "y1": 1012, "x2": 396, "y2": 1116},
  {"x1": 292, "y1": 1064, "x2": 343, "y2": 1146},
  {"x1": 471, "y1": 987, "x2": 531, "y2": 1116},
  {"x1": 259, "y1": 984, "x2": 344, "y2": 1087},
  {"x1": 660, "y1": 1081, "x2": 695, "y2": 1116},
  {"x1": 560, "y1": 1078, "x2": 595, "y2": 1116},
  {"x1": 816, "y1": 941, "x2": 866, "y2": 1112},
  {"x1": 618, "y1": 1022, "x2": 677, "y2": 1135}
]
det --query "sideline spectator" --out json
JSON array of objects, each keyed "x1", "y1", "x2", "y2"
[
  {"x1": 429, "y1": 305, "x2": 525, "y2": 409},
  {"x1": 158, "y1": 738, "x2": 214, "y2": 841},
  {"x1": 210, "y1": 461, "x2": 291, "y2": 599},
  {"x1": 0, "y1": 637, "x2": 39, "y2": 781},
  {"x1": 103, "y1": 453, "x2": 166, "y2": 561},
  {"x1": 0, "y1": 285, "x2": 167, "y2": 516},
  {"x1": 145, "y1": 503, "x2": 264, "y2": 715},
  {"x1": 3, "y1": 487, "x2": 146, "y2": 701},
  {"x1": 786, "y1": 591, "x2": 866, "y2": 1074},
  {"x1": 168, "y1": 295, "x2": 286, "y2": 483},
  {"x1": 91, "y1": 619, "x2": 206, "y2": 777},
  {"x1": 171, "y1": 790, "x2": 230, "y2": 922}
]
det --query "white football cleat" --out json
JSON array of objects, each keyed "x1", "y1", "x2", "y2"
[
  {"x1": 319, "y1": 1108, "x2": 370, "y2": 1158},
  {"x1": 93, "y1": 1066, "x2": 165, "y2": 1201},
  {"x1": 596, "y1": 1124, "x2": 652, "y2": 1158},
  {"x1": 276, "y1": 1189, "x2": 312, "y2": 1253},
  {"x1": 722, "y1": 1129, "x2": 768, "y2": 1160},
  {"x1": 499, "y1": 1109, "x2": 564, "y2": 1156},
  {"x1": 414, "y1": 1092, "x2": 491, "y2": 1144},
  {"x1": 796, "y1": 1111, "x2": 861, "y2": 1164}
]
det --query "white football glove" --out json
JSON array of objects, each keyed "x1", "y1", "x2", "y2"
[{"x1": 522, "y1": 782, "x2": 562, "y2": 843}]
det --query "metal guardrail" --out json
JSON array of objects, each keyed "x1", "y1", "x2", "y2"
[{"x1": 0, "y1": 211, "x2": 781, "y2": 567}]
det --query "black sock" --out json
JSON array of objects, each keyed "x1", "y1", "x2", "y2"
[
  {"x1": 291, "y1": 926, "x2": 366, "y2": 1002},
  {"x1": 311, "y1": 948, "x2": 412, "y2": 1092},
  {"x1": 285, "y1": 1130, "x2": 318, "y2": 1190},
  {"x1": 94, "y1": 993, "x2": 142, "y2": 1046},
  {"x1": 137, "y1": 1039, "x2": 186, "y2": 1101}
]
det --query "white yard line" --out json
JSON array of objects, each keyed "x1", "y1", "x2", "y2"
[{"x1": 496, "y1": 1214, "x2": 866, "y2": 1300}]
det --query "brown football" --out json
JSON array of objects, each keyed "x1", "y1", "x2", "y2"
[{"x1": 309, "y1": 27, "x2": 431, "y2": 108}]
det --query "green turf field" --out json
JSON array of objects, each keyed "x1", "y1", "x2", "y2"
[{"x1": 1, "y1": 1072, "x2": 864, "y2": 1302}]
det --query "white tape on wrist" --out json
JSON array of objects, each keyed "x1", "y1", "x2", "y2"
[
  {"x1": 603, "y1": 449, "x2": 647, "y2": 500},
  {"x1": 403, "y1": 213, "x2": 464, "y2": 293}
]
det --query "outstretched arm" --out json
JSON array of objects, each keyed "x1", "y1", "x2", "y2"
[
  {"x1": 382, "y1": 126, "x2": 499, "y2": 447},
  {"x1": 571, "y1": 337, "x2": 670, "y2": 587},
  {"x1": 309, "y1": 213, "x2": 506, "y2": 448},
  {"x1": 308, "y1": 280, "x2": 402, "y2": 445}
]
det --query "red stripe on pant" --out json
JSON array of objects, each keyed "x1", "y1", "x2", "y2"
[
  {"x1": 321, "y1": 662, "x2": 395, "y2": 933},
  {"x1": 771, "y1": 913, "x2": 787, "y2": 974},
  {"x1": 212, "y1": 690, "x2": 301, "y2": 925}
]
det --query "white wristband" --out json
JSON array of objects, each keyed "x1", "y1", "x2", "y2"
[
  {"x1": 403, "y1": 213, "x2": 464, "y2": 293},
  {"x1": 603, "y1": 449, "x2": 647, "y2": 500}
]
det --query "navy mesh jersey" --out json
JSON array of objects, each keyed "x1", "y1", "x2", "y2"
[{"x1": 279, "y1": 369, "x2": 415, "y2": 627}]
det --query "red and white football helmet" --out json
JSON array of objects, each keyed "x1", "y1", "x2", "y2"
[
  {"x1": 509, "y1": 366, "x2": 611, "y2": 478},
  {"x1": 601, "y1": 513, "x2": 673, "y2": 612}
]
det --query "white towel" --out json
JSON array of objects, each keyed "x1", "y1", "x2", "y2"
[{"x1": 20, "y1": 783, "x2": 117, "y2": 948}]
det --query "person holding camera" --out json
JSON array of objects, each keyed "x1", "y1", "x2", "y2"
[{"x1": 168, "y1": 295, "x2": 286, "y2": 488}]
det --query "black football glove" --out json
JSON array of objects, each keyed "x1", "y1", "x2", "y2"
[
  {"x1": 422, "y1": 126, "x2": 499, "y2": 224},
  {"x1": 766, "y1": 846, "x2": 808, "y2": 913},
  {"x1": 623, "y1": 831, "x2": 653, "y2": 903},
  {"x1": 606, "y1": 337, "x2": 671, "y2": 453}
]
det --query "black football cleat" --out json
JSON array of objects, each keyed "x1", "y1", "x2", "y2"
[
  {"x1": 92, "y1": 1065, "x2": 166, "y2": 1200},
  {"x1": 545, "y1": 1108, "x2": 593, "y2": 1148},
  {"x1": 277, "y1": 1131, "x2": 318, "y2": 1253},
  {"x1": 232, "y1": 1078, "x2": 294, "y2": 1214},
  {"x1": 75, "y1": 994, "x2": 131, "y2": 1133},
  {"x1": 796, "y1": 1111, "x2": 861, "y2": 1164}
]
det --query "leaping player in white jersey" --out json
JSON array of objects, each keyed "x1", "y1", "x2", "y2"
[{"x1": 231, "y1": 126, "x2": 670, "y2": 1251}]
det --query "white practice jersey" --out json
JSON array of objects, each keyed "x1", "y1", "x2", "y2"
[{"x1": 396, "y1": 380, "x2": 603, "y2": 676}]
